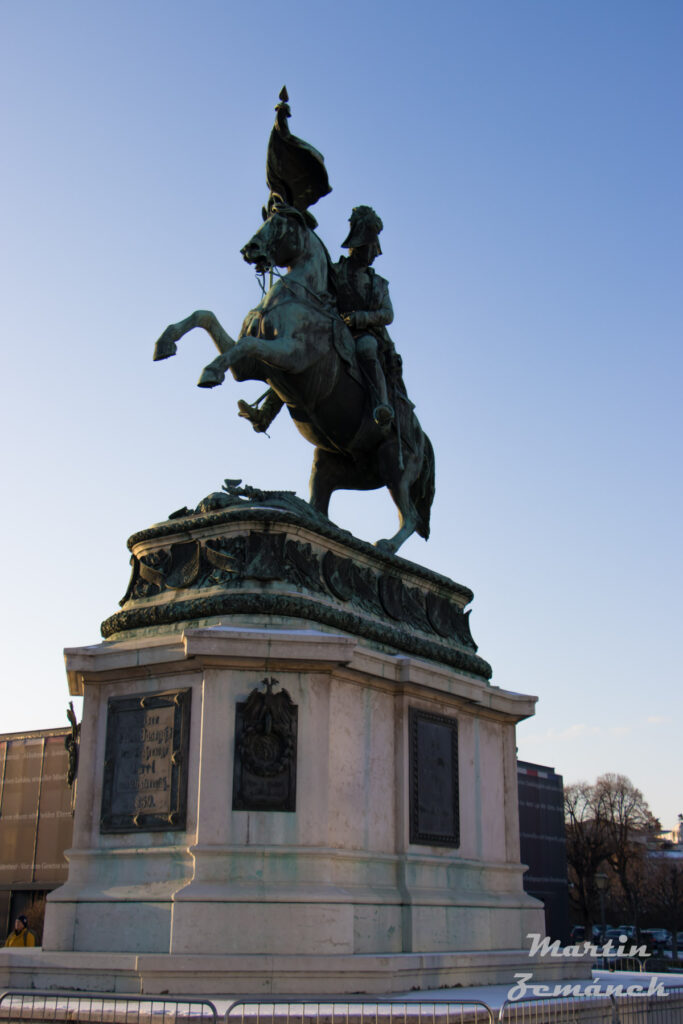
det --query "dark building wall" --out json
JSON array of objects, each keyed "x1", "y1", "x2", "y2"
[
  {"x1": 517, "y1": 760, "x2": 570, "y2": 943},
  {"x1": 0, "y1": 729, "x2": 74, "y2": 942}
]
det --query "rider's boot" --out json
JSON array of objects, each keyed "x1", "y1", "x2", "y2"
[
  {"x1": 359, "y1": 356, "x2": 394, "y2": 428},
  {"x1": 237, "y1": 390, "x2": 284, "y2": 433}
]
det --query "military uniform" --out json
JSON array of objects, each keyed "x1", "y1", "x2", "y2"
[{"x1": 239, "y1": 205, "x2": 401, "y2": 431}]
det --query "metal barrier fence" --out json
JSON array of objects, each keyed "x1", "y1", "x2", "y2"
[
  {"x1": 499, "y1": 994, "x2": 615, "y2": 1023},
  {"x1": 0, "y1": 990, "x2": 218, "y2": 1024},
  {"x1": 2, "y1": 986, "x2": 682, "y2": 1024},
  {"x1": 225, "y1": 1001, "x2": 496, "y2": 1024},
  {"x1": 499, "y1": 982, "x2": 683, "y2": 1024},
  {"x1": 593, "y1": 957, "x2": 645, "y2": 973},
  {"x1": 614, "y1": 985, "x2": 683, "y2": 1024},
  {"x1": 612, "y1": 994, "x2": 651, "y2": 1024}
]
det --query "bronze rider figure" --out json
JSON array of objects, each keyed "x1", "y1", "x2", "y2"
[{"x1": 238, "y1": 206, "x2": 399, "y2": 432}]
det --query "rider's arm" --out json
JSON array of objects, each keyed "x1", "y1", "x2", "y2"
[{"x1": 353, "y1": 278, "x2": 394, "y2": 330}]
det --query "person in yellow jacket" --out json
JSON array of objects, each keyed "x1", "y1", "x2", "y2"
[{"x1": 4, "y1": 915, "x2": 35, "y2": 947}]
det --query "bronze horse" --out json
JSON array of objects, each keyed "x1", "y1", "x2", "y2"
[{"x1": 153, "y1": 201, "x2": 434, "y2": 554}]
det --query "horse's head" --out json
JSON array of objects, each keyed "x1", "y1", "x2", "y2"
[{"x1": 241, "y1": 199, "x2": 308, "y2": 273}]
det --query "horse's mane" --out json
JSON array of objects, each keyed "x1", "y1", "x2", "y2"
[
  {"x1": 266, "y1": 197, "x2": 345, "y2": 311},
  {"x1": 311, "y1": 231, "x2": 339, "y2": 303}
]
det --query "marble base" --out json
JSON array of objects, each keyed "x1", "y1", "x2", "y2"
[
  {"x1": 0, "y1": 948, "x2": 590, "y2": 996},
  {"x1": 42, "y1": 625, "x2": 543, "y2": 967},
  {"x1": 23, "y1": 504, "x2": 562, "y2": 993}
]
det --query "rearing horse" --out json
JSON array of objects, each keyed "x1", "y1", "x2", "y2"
[{"x1": 153, "y1": 201, "x2": 434, "y2": 554}]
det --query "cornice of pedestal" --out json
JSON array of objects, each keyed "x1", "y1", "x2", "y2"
[{"x1": 65, "y1": 625, "x2": 536, "y2": 721}]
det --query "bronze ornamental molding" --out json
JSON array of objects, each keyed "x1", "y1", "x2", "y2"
[{"x1": 101, "y1": 487, "x2": 492, "y2": 683}]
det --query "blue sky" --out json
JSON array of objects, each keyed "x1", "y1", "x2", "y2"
[{"x1": 1, "y1": 1, "x2": 681, "y2": 829}]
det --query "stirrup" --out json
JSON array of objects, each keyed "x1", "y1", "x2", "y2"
[{"x1": 373, "y1": 404, "x2": 394, "y2": 427}]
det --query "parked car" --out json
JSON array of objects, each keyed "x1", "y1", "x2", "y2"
[
  {"x1": 640, "y1": 930, "x2": 661, "y2": 953},
  {"x1": 604, "y1": 927, "x2": 632, "y2": 942},
  {"x1": 569, "y1": 925, "x2": 606, "y2": 943},
  {"x1": 663, "y1": 933, "x2": 683, "y2": 960},
  {"x1": 663, "y1": 944, "x2": 681, "y2": 960}
]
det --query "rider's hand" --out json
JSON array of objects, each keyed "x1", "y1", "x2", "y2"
[{"x1": 342, "y1": 312, "x2": 357, "y2": 328}]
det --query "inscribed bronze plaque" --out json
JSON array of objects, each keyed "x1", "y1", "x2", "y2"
[
  {"x1": 100, "y1": 689, "x2": 191, "y2": 833},
  {"x1": 232, "y1": 679, "x2": 297, "y2": 812},
  {"x1": 409, "y1": 708, "x2": 459, "y2": 847}
]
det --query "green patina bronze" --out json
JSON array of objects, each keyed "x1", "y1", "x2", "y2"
[
  {"x1": 101, "y1": 480, "x2": 490, "y2": 682},
  {"x1": 153, "y1": 88, "x2": 434, "y2": 555}
]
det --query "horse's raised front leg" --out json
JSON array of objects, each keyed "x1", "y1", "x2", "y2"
[
  {"x1": 197, "y1": 351, "x2": 234, "y2": 388},
  {"x1": 199, "y1": 332, "x2": 311, "y2": 389},
  {"x1": 153, "y1": 310, "x2": 235, "y2": 362}
]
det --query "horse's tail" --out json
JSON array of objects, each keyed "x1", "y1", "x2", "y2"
[{"x1": 412, "y1": 432, "x2": 435, "y2": 540}]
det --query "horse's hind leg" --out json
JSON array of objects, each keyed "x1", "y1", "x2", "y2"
[
  {"x1": 375, "y1": 445, "x2": 421, "y2": 555},
  {"x1": 375, "y1": 485, "x2": 418, "y2": 554},
  {"x1": 309, "y1": 448, "x2": 376, "y2": 517}
]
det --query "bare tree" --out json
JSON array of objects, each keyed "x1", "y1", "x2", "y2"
[
  {"x1": 564, "y1": 781, "x2": 611, "y2": 935},
  {"x1": 564, "y1": 774, "x2": 659, "y2": 939},
  {"x1": 595, "y1": 774, "x2": 660, "y2": 939},
  {"x1": 648, "y1": 855, "x2": 683, "y2": 961}
]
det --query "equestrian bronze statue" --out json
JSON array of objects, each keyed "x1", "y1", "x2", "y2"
[{"x1": 153, "y1": 88, "x2": 434, "y2": 555}]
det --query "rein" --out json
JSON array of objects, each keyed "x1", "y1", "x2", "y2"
[{"x1": 269, "y1": 267, "x2": 340, "y2": 322}]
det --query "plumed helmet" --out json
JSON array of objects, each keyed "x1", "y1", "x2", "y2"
[{"x1": 341, "y1": 205, "x2": 383, "y2": 254}]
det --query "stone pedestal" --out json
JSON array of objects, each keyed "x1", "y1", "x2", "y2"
[{"x1": 0, "y1": 489, "x2": 580, "y2": 993}]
